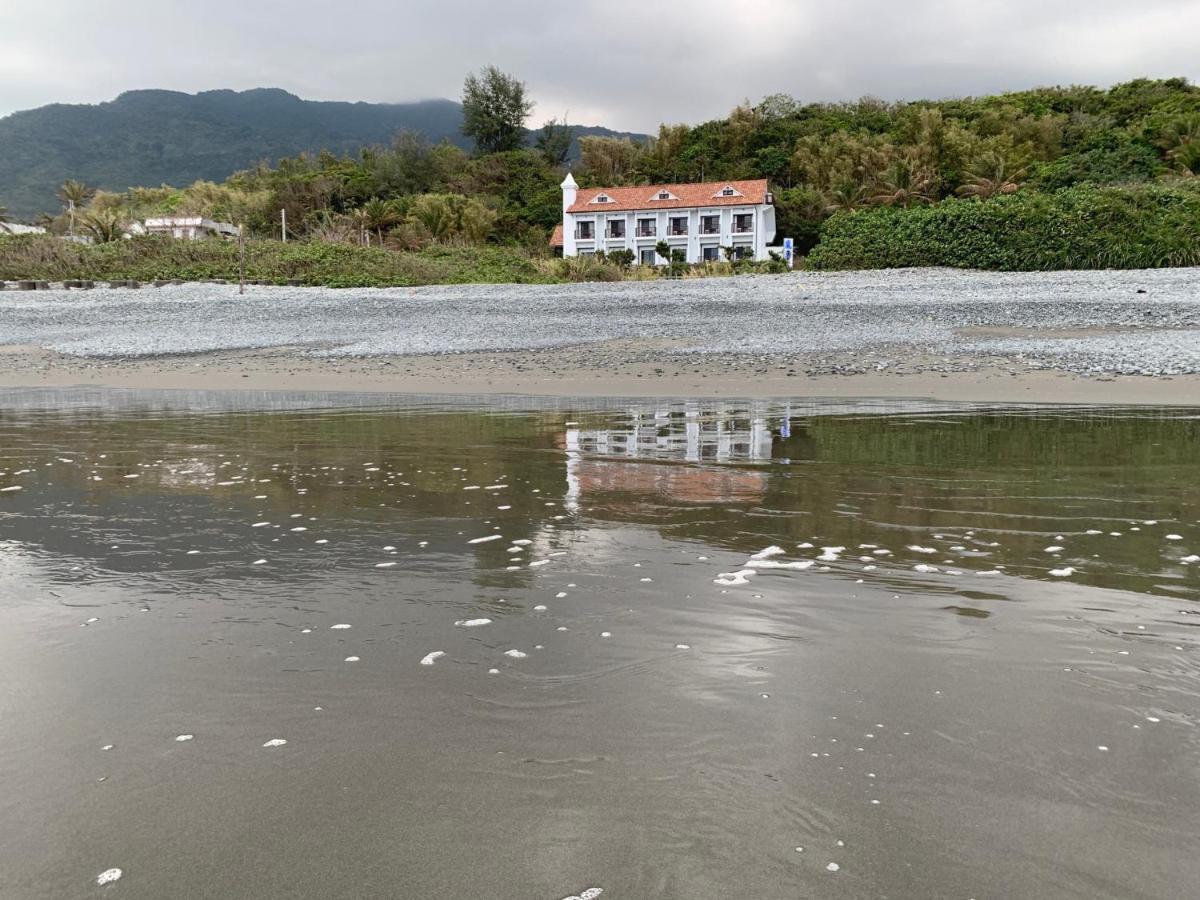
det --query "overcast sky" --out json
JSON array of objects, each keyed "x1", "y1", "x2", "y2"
[{"x1": 2, "y1": 1, "x2": 1197, "y2": 131}]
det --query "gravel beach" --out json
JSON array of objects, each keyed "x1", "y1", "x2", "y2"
[{"x1": 2, "y1": 267, "x2": 1198, "y2": 402}]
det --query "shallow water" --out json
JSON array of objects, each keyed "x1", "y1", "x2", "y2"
[{"x1": 1, "y1": 394, "x2": 1198, "y2": 899}]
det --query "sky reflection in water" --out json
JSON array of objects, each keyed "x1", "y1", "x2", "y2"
[{"x1": 0, "y1": 394, "x2": 1198, "y2": 899}]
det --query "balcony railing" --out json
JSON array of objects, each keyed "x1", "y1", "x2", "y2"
[
  {"x1": 606, "y1": 228, "x2": 625, "y2": 239},
  {"x1": 636, "y1": 226, "x2": 656, "y2": 237},
  {"x1": 668, "y1": 226, "x2": 688, "y2": 236},
  {"x1": 733, "y1": 219, "x2": 754, "y2": 234},
  {"x1": 575, "y1": 229, "x2": 595, "y2": 240}
]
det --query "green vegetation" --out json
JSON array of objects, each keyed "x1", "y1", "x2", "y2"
[
  {"x1": 0, "y1": 88, "x2": 644, "y2": 219},
  {"x1": 461, "y1": 67, "x2": 534, "y2": 154},
  {"x1": 0, "y1": 232, "x2": 790, "y2": 286},
  {"x1": 0, "y1": 234, "x2": 551, "y2": 287},
  {"x1": 808, "y1": 182, "x2": 1200, "y2": 270},
  {"x1": 3, "y1": 75, "x2": 1199, "y2": 278}
]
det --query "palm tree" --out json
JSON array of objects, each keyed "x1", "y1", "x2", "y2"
[
  {"x1": 868, "y1": 158, "x2": 936, "y2": 208},
  {"x1": 58, "y1": 179, "x2": 95, "y2": 235},
  {"x1": 308, "y1": 211, "x2": 356, "y2": 245},
  {"x1": 78, "y1": 208, "x2": 126, "y2": 243},
  {"x1": 348, "y1": 208, "x2": 373, "y2": 246},
  {"x1": 1157, "y1": 114, "x2": 1200, "y2": 172},
  {"x1": 824, "y1": 181, "x2": 869, "y2": 214},
  {"x1": 956, "y1": 152, "x2": 1027, "y2": 200},
  {"x1": 407, "y1": 195, "x2": 457, "y2": 241},
  {"x1": 1171, "y1": 142, "x2": 1200, "y2": 177},
  {"x1": 360, "y1": 198, "x2": 402, "y2": 244}
]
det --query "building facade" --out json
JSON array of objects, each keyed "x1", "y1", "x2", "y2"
[
  {"x1": 553, "y1": 175, "x2": 776, "y2": 264},
  {"x1": 0, "y1": 222, "x2": 47, "y2": 236},
  {"x1": 141, "y1": 217, "x2": 240, "y2": 240}
]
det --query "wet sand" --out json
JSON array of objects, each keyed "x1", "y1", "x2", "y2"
[
  {"x1": 2, "y1": 342, "x2": 1199, "y2": 405},
  {"x1": 2, "y1": 399, "x2": 1199, "y2": 899}
]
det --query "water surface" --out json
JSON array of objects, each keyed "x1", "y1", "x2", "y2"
[{"x1": 1, "y1": 395, "x2": 1198, "y2": 899}]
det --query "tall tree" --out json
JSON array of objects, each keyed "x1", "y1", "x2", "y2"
[
  {"x1": 461, "y1": 66, "x2": 533, "y2": 154},
  {"x1": 535, "y1": 118, "x2": 574, "y2": 166},
  {"x1": 579, "y1": 136, "x2": 642, "y2": 184},
  {"x1": 58, "y1": 179, "x2": 95, "y2": 235}
]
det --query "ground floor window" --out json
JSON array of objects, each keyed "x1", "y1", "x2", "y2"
[
  {"x1": 639, "y1": 247, "x2": 657, "y2": 265},
  {"x1": 733, "y1": 245, "x2": 753, "y2": 260},
  {"x1": 702, "y1": 245, "x2": 720, "y2": 262}
]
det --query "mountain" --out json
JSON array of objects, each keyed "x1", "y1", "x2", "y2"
[{"x1": 0, "y1": 88, "x2": 645, "y2": 218}]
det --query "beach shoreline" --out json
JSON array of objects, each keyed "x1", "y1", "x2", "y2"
[{"x1": 2, "y1": 343, "x2": 1198, "y2": 405}]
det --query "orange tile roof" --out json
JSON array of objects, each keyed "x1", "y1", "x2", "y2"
[
  {"x1": 567, "y1": 179, "x2": 769, "y2": 214},
  {"x1": 550, "y1": 223, "x2": 564, "y2": 247}
]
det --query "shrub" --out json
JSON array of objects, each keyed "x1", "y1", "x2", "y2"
[
  {"x1": 606, "y1": 248, "x2": 634, "y2": 268},
  {"x1": 0, "y1": 234, "x2": 553, "y2": 287},
  {"x1": 806, "y1": 182, "x2": 1200, "y2": 270}
]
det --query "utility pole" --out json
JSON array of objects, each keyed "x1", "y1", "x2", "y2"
[
  {"x1": 238, "y1": 224, "x2": 246, "y2": 295},
  {"x1": 281, "y1": 208, "x2": 287, "y2": 243}
]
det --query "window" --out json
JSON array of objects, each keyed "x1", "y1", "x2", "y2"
[
  {"x1": 701, "y1": 215, "x2": 720, "y2": 235},
  {"x1": 714, "y1": 185, "x2": 743, "y2": 198},
  {"x1": 575, "y1": 221, "x2": 594, "y2": 240},
  {"x1": 734, "y1": 214, "x2": 753, "y2": 233},
  {"x1": 669, "y1": 217, "x2": 688, "y2": 236},
  {"x1": 702, "y1": 245, "x2": 720, "y2": 262},
  {"x1": 591, "y1": 193, "x2": 612, "y2": 204},
  {"x1": 606, "y1": 219, "x2": 625, "y2": 238},
  {"x1": 639, "y1": 247, "x2": 657, "y2": 265},
  {"x1": 636, "y1": 218, "x2": 656, "y2": 238},
  {"x1": 733, "y1": 245, "x2": 753, "y2": 260},
  {"x1": 722, "y1": 187, "x2": 735, "y2": 196},
  {"x1": 649, "y1": 189, "x2": 678, "y2": 202}
]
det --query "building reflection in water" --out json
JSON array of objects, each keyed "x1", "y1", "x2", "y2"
[{"x1": 562, "y1": 403, "x2": 787, "y2": 510}]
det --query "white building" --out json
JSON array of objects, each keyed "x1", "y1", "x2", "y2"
[
  {"x1": 552, "y1": 174, "x2": 776, "y2": 264},
  {"x1": 142, "y1": 217, "x2": 240, "y2": 240},
  {"x1": 0, "y1": 222, "x2": 46, "y2": 236}
]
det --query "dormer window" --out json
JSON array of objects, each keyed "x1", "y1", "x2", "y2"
[
  {"x1": 648, "y1": 188, "x2": 679, "y2": 202},
  {"x1": 715, "y1": 185, "x2": 743, "y2": 198},
  {"x1": 591, "y1": 193, "x2": 613, "y2": 204}
]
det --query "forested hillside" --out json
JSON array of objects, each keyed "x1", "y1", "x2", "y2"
[
  {"x1": 4, "y1": 76, "x2": 1198, "y2": 276},
  {"x1": 0, "y1": 88, "x2": 641, "y2": 217}
]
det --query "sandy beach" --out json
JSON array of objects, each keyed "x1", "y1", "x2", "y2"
[{"x1": 2, "y1": 341, "x2": 1200, "y2": 404}]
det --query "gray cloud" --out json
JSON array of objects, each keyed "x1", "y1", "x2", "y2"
[{"x1": 1, "y1": 0, "x2": 1197, "y2": 131}]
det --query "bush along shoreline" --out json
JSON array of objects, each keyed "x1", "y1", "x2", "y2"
[
  {"x1": 0, "y1": 234, "x2": 789, "y2": 287},
  {"x1": 1, "y1": 180, "x2": 1197, "y2": 286},
  {"x1": 808, "y1": 183, "x2": 1200, "y2": 270}
]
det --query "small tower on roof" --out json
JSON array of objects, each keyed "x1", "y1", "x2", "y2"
[{"x1": 561, "y1": 172, "x2": 578, "y2": 212}]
